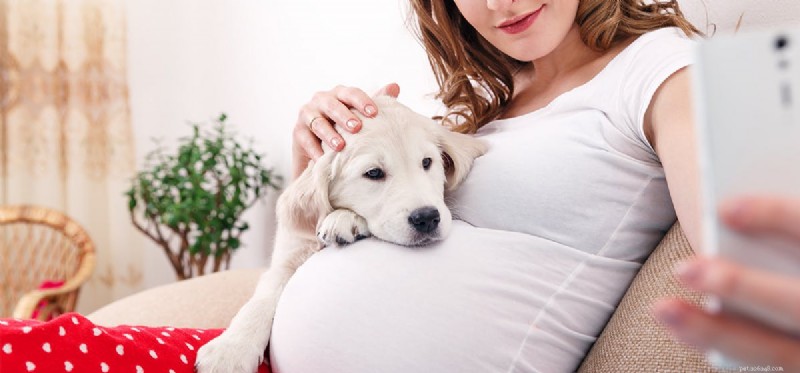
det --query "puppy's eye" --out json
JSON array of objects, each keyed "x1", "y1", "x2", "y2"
[
  {"x1": 364, "y1": 168, "x2": 385, "y2": 180},
  {"x1": 422, "y1": 157, "x2": 432, "y2": 170}
]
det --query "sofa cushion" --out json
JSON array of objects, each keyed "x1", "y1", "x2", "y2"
[
  {"x1": 578, "y1": 223, "x2": 718, "y2": 372},
  {"x1": 87, "y1": 268, "x2": 263, "y2": 328}
]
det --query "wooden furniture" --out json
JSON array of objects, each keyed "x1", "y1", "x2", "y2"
[{"x1": 0, "y1": 205, "x2": 96, "y2": 320}]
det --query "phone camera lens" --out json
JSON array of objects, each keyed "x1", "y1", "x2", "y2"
[{"x1": 776, "y1": 35, "x2": 789, "y2": 50}]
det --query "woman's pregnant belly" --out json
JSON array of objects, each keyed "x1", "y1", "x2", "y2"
[{"x1": 269, "y1": 221, "x2": 641, "y2": 373}]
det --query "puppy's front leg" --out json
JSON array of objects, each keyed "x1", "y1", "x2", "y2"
[
  {"x1": 195, "y1": 236, "x2": 317, "y2": 373},
  {"x1": 194, "y1": 268, "x2": 289, "y2": 373},
  {"x1": 316, "y1": 209, "x2": 371, "y2": 246}
]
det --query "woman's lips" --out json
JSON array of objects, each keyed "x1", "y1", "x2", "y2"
[{"x1": 497, "y1": 7, "x2": 543, "y2": 35}]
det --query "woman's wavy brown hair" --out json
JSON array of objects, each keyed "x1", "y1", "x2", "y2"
[{"x1": 408, "y1": 0, "x2": 701, "y2": 134}]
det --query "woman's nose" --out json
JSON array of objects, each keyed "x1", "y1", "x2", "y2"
[{"x1": 486, "y1": 0, "x2": 515, "y2": 11}]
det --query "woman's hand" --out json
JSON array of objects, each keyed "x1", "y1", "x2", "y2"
[
  {"x1": 292, "y1": 83, "x2": 400, "y2": 178},
  {"x1": 653, "y1": 196, "x2": 800, "y2": 371}
]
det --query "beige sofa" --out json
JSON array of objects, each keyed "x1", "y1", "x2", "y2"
[{"x1": 88, "y1": 224, "x2": 713, "y2": 372}]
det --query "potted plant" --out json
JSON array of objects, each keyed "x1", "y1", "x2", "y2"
[{"x1": 126, "y1": 114, "x2": 281, "y2": 280}]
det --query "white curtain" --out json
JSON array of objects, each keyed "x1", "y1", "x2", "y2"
[{"x1": 0, "y1": 0, "x2": 143, "y2": 313}]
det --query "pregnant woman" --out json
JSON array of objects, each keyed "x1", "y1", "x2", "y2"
[{"x1": 275, "y1": 0, "x2": 703, "y2": 372}]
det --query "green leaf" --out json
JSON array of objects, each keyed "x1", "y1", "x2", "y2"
[{"x1": 128, "y1": 195, "x2": 137, "y2": 211}]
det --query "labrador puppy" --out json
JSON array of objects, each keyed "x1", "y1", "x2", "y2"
[{"x1": 195, "y1": 96, "x2": 487, "y2": 373}]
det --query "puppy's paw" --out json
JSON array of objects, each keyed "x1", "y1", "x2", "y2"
[
  {"x1": 317, "y1": 209, "x2": 370, "y2": 246},
  {"x1": 195, "y1": 333, "x2": 264, "y2": 373}
]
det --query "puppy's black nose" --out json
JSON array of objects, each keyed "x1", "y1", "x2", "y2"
[{"x1": 408, "y1": 207, "x2": 440, "y2": 233}]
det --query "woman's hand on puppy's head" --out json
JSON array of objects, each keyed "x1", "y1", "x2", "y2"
[{"x1": 292, "y1": 83, "x2": 400, "y2": 178}]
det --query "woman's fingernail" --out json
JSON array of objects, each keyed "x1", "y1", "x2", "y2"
[
  {"x1": 720, "y1": 199, "x2": 750, "y2": 228},
  {"x1": 346, "y1": 119, "x2": 359, "y2": 130},
  {"x1": 675, "y1": 260, "x2": 704, "y2": 286},
  {"x1": 365, "y1": 105, "x2": 376, "y2": 116},
  {"x1": 654, "y1": 303, "x2": 685, "y2": 327},
  {"x1": 331, "y1": 138, "x2": 342, "y2": 149}
]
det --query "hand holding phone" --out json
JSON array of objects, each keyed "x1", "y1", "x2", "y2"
[{"x1": 693, "y1": 28, "x2": 800, "y2": 367}]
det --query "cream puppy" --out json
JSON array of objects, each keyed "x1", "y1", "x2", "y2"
[{"x1": 195, "y1": 96, "x2": 487, "y2": 373}]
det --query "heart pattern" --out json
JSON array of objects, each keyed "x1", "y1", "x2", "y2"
[{"x1": 0, "y1": 313, "x2": 270, "y2": 373}]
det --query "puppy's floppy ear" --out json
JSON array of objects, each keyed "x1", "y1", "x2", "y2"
[
  {"x1": 438, "y1": 128, "x2": 488, "y2": 191},
  {"x1": 276, "y1": 152, "x2": 335, "y2": 232}
]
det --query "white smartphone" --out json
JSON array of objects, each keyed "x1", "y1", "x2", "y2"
[{"x1": 693, "y1": 28, "x2": 800, "y2": 367}]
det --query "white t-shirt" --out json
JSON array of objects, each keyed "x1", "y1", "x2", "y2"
[{"x1": 270, "y1": 27, "x2": 696, "y2": 373}]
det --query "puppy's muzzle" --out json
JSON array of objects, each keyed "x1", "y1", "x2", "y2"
[{"x1": 408, "y1": 206, "x2": 441, "y2": 234}]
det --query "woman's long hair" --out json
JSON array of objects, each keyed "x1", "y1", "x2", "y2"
[{"x1": 408, "y1": 0, "x2": 701, "y2": 133}]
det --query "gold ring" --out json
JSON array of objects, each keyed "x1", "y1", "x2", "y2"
[{"x1": 309, "y1": 116, "x2": 324, "y2": 129}]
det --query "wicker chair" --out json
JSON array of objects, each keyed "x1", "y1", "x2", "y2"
[{"x1": 0, "y1": 205, "x2": 96, "y2": 320}]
